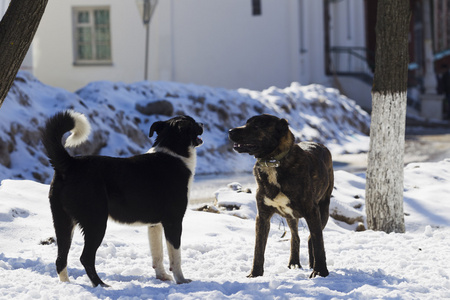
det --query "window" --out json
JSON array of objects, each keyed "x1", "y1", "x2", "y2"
[
  {"x1": 73, "y1": 7, "x2": 112, "y2": 65},
  {"x1": 252, "y1": 0, "x2": 261, "y2": 16}
]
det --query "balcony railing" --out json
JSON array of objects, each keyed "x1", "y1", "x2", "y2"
[{"x1": 328, "y1": 46, "x2": 374, "y2": 84}]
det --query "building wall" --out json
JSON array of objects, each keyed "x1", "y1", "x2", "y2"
[
  {"x1": 298, "y1": 0, "x2": 328, "y2": 85},
  {"x1": 0, "y1": 0, "x2": 8, "y2": 17},
  {"x1": 160, "y1": 0, "x2": 302, "y2": 90},
  {"x1": 327, "y1": 0, "x2": 370, "y2": 108},
  {"x1": 33, "y1": 0, "x2": 313, "y2": 92},
  {"x1": 329, "y1": 0, "x2": 366, "y2": 48},
  {"x1": 328, "y1": 0, "x2": 368, "y2": 73},
  {"x1": 28, "y1": 0, "x2": 364, "y2": 93},
  {"x1": 33, "y1": 0, "x2": 147, "y2": 92}
]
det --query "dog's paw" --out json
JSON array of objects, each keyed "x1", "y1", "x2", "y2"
[
  {"x1": 247, "y1": 270, "x2": 263, "y2": 278},
  {"x1": 176, "y1": 278, "x2": 192, "y2": 284},
  {"x1": 288, "y1": 263, "x2": 302, "y2": 269},
  {"x1": 156, "y1": 273, "x2": 174, "y2": 282},
  {"x1": 309, "y1": 268, "x2": 329, "y2": 278}
]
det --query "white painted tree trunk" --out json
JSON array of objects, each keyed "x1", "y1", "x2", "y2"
[
  {"x1": 365, "y1": 0, "x2": 409, "y2": 233},
  {"x1": 365, "y1": 91, "x2": 406, "y2": 233}
]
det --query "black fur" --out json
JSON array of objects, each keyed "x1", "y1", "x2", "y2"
[
  {"x1": 229, "y1": 114, "x2": 333, "y2": 279},
  {"x1": 42, "y1": 111, "x2": 203, "y2": 287}
]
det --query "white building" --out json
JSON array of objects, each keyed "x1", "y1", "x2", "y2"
[{"x1": 1, "y1": 1, "x2": 370, "y2": 107}]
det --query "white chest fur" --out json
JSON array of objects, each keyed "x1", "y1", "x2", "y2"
[
  {"x1": 264, "y1": 193, "x2": 294, "y2": 217},
  {"x1": 259, "y1": 167, "x2": 294, "y2": 218},
  {"x1": 148, "y1": 146, "x2": 197, "y2": 200}
]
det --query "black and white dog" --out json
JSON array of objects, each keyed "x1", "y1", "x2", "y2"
[{"x1": 41, "y1": 111, "x2": 203, "y2": 287}]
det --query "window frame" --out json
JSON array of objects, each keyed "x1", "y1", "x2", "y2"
[{"x1": 72, "y1": 6, "x2": 113, "y2": 66}]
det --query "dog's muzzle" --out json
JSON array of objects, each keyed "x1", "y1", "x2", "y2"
[
  {"x1": 195, "y1": 123, "x2": 204, "y2": 146},
  {"x1": 232, "y1": 143, "x2": 258, "y2": 153},
  {"x1": 195, "y1": 136, "x2": 203, "y2": 146},
  {"x1": 229, "y1": 128, "x2": 257, "y2": 153},
  {"x1": 228, "y1": 128, "x2": 241, "y2": 143}
]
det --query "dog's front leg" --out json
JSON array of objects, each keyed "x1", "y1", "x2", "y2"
[
  {"x1": 166, "y1": 241, "x2": 191, "y2": 284},
  {"x1": 148, "y1": 224, "x2": 173, "y2": 282},
  {"x1": 248, "y1": 212, "x2": 272, "y2": 278},
  {"x1": 162, "y1": 221, "x2": 191, "y2": 284},
  {"x1": 286, "y1": 218, "x2": 301, "y2": 269}
]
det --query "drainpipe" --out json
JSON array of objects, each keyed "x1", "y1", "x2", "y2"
[
  {"x1": 136, "y1": 0, "x2": 158, "y2": 81},
  {"x1": 421, "y1": 0, "x2": 442, "y2": 120}
]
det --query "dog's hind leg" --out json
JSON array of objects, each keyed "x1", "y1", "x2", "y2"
[
  {"x1": 51, "y1": 200, "x2": 75, "y2": 283},
  {"x1": 286, "y1": 218, "x2": 301, "y2": 269},
  {"x1": 308, "y1": 194, "x2": 331, "y2": 271},
  {"x1": 162, "y1": 221, "x2": 191, "y2": 284},
  {"x1": 319, "y1": 188, "x2": 331, "y2": 230},
  {"x1": 305, "y1": 207, "x2": 329, "y2": 278},
  {"x1": 148, "y1": 223, "x2": 173, "y2": 281},
  {"x1": 308, "y1": 234, "x2": 314, "y2": 269},
  {"x1": 79, "y1": 218, "x2": 109, "y2": 287}
]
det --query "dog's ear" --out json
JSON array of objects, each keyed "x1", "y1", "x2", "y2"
[
  {"x1": 277, "y1": 118, "x2": 289, "y2": 134},
  {"x1": 149, "y1": 121, "x2": 166, "y2": 137}
]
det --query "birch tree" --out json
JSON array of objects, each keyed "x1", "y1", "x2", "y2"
[
  {"x1": 365, "y1": 0, "x2": 411, "y2": 233},
  {"x1": 0, "y1": 0, "x2": 48, "y2": 109}
]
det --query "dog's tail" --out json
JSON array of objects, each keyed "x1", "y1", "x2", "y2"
[{"x1": 42, "y1": 111, "x2": 91, "y2": 173}]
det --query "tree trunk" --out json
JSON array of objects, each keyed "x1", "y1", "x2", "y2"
[
  {"x1": 365, "y1": 0, "x2": 411, "y2": 233},
  {"x1": 0, "y1": 0, "x2": 48, "y2": 109}
]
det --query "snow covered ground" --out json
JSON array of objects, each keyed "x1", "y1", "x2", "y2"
[{"x1": 1, "y1": 161, "x2": 450, "y2": 299}]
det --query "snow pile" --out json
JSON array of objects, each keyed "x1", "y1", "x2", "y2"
[
  {"x1": 0, "y1": 72, "x2": 369, "y2": 183},
  {"x1": 210, "y1": 177, "x2": 367, "y2": 232},
  {"x1": 212, "y1": 182, "x2": 257, "y2": 219},
  {"x1": 1, "y1": 160, "x2": 450, "y2": 298},
  {"x1": 212, "y1": 159, "x2": 450, "y2": 232},
  {"x1": 328, "y1": 171, "x2": 366, "y2": 230}
]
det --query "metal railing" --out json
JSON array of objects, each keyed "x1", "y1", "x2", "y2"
[{"x1": 328, "y1": 46, "x2": 374, "y2": 84}]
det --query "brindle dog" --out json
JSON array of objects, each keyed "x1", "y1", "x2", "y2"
[{"x1": 229, "y1": 114, "x2": 333, "y2": 278}]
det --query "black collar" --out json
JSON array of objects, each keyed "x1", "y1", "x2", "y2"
[
  {"x1": 256, "y1": 158, "x2": 281, "y2": 168},
  {"x1": 256, "y1": 148, "x2": 290, "y2": 168}
]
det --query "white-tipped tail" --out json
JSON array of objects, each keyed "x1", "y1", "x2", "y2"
[{"x1": 64, "y1": 111, "x2": 91, "y2": 147}]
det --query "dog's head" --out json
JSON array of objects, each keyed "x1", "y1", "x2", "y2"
[
  {"x1": 228, "y1": 114, "x2": 291, "y2": 158},
  {"x1": 149, "y1": 115, "x2": 203, "y2": 156}
]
